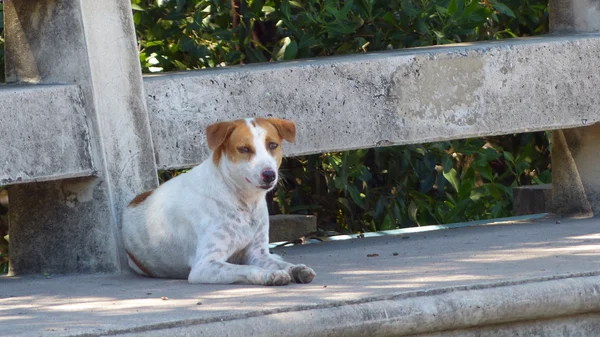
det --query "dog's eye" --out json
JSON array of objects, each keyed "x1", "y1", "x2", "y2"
[
  {"x1": 238, "y1": 146, "x2": 251, "y2": 154},
  {"x1": 269, "y1": 142, "x2": 279, "y2": 150}
]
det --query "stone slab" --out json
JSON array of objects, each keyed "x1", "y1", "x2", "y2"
[
  {"x1": 269, "y1": 214, "x2": 317, "y2": 243},
  {"x1": 1, "y1": 215, "x2": 599, "y2": 336},
  {"x1": 513, "y1": 184, "x2": 552, "y2": 215},
  {"x1": 0, "y1": 84, "x2": 94, "y2": 185},
  {"x1": 144, "y1": 34, "x2": 600, "y2": 170}
]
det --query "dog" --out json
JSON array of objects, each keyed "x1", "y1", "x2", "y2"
[{"x1": 121, "y1": 118, "x2": 316, "y2": 286}]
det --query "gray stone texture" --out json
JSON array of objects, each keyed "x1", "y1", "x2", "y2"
[
  {"x1": 549, "y1": 0, "x2": 600, "y2": 216},
  {"x1": 4, "y1": 0, "x2": 158, "y2": 274},
  {"x1": 552, "y1": 124, "x2": 600, "y2": 216},
  {"x1": 412, "y1": 313, "x2": 600, "y2": 337},
  {"x1": 0, "y1": 84, "x2": 94, "y2": 185},
  {"x1": 269, "y1": 215, "x2": 317, "y2": 242},
  {"x1": 513, "y1": 184, "x2": 552, "y2": 215},
  {"x1": 2, "y1": 216, "x2": 600, "y2": 337},
  {"x1": 143, "y1": 34, "x2": 600, "y2": 170},
  {"x1": 550, "y1": 0, "x2": 600, "y2": 33}
]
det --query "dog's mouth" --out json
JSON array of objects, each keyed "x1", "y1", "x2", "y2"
[{"x1": 245, "y1": 177, "x2": 275, "y2": 191}]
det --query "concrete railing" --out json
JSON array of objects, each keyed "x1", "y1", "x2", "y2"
[{"x1": 2, "y1": 0, "x2": 599, "y2": 275}]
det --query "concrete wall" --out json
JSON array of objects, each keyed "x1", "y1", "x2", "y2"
[
  {"x1": 0, "y1": 84, "x2": 93, "y2": 185},
  {"x1": 144, "y1": 34, "x2": 600, "y2": 170},
  {"x1": 4, "y1": 0, "x2": 157, "y2": 275}
]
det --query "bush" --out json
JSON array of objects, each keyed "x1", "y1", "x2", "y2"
[
  {"x1": 276, "y1": 133, "x2": 551, "y2": 233},
  {"x1": 132, "y1": 0, "x2": 547, "y2": 72}
]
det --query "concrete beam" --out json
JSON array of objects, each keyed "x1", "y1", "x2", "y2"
[
  {"x1": 144, "y1": 34, "x2": 600, "y2": 170},
  {"x1": 4, "y1": 0, "x2": 158, "y2": 274},
  {"x1": 550, "y1": 0, "x2": 600, "y2": 33},
  {"x1": 0, "y1": 84, "x2": 94, "y2": 185},
  {"x1": 549, "y1": 0, "x2": 600, "y2": 216}
]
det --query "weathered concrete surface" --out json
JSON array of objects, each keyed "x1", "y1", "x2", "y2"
[
  {"x1": 549, "y1": 3, "x2": 600, "y2": 217},
  {"x1": 0, "y1": 84, "x2": 94, "y2": 185},
  {"x1": 269, "y1": 214, "x2": 317, "y2": 242},
  {"x1": 550, "y1": 0, "x2": 600, "y2": 33},
  {"x1": 143, "y1": 34, "x2": 600, "y2": 170},
  {"x1": 552, "y1": 124, "x2": 600, "y2": 216},
  {"x1": 513, "y1": 184, "x2": 552, "y2": 216},
  {"x1": 4, "y1": 0, "x2": 158, "y2": 274},
  {"x1": 413, "y1": 313, "x2": 600, "y2": 337},
  {"x1": 2, "y1": 216, "x2": 599, "y2": 337},
  {"x1": 8, "y1": 177, "x2": 118, "y2": 274}
]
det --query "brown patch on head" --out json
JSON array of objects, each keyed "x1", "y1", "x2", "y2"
[
  {"x1": 128, "y1": 190, "x2": 154, "y2": 207},
  {"x1": 206, "y1": 119, "x2": 255, "y2": 165},
  {"x1": 259, "y1": 118, "x2": 296, "y2": 143},
  {"x1": 256, "y1": 118, "x2": 296, "y2": 168}
]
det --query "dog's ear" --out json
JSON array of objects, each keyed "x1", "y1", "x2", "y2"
[
  {"x1": 206, "y1": 121, "x2": 234, "y2": 150},
  {"x1": 268, "y1": 118, "x2": 296, "y2": 143}
]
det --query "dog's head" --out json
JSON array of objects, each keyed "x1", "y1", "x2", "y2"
[{"x1": 206, "y1": 118, "x2": 296, "y2": 192}]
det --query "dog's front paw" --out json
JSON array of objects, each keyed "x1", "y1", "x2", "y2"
[
  {"x1": 264, "y1": 270, "x2": 292, "y2": 286},
  {"x1": 291, "y1": 265, "x2": 316, "y2": 284}
]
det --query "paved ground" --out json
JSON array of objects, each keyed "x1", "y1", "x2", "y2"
[{"x1": 1, "y1": 215, "x2": 599, "y2": 337}]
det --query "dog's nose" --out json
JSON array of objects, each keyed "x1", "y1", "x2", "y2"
[{"x1": 261, "y1": 169, "x2": 276, "y2": 184}]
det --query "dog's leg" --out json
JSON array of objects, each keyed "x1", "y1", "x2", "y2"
[
  {"x1": 244, "y1": 246, "x2": 316, "y2": 284},
  {"x1": 244, "y1": 221, "x2": 316, "y2": 284},
  {"x1": 188, "y1": 250, "x2": 291, "y2": 286}
]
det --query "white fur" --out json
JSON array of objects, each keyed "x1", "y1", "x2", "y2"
[{"x1": 121, "y1": 119, "x2": 316, "y2": 285}]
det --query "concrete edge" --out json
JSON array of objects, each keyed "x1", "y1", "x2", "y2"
[
  {"x1": 0, "y1": 170, "x2": 97, "y2": 186},
  {"x1": 268, "y1": 213, "x2": 550, "y2": 248},
  {"x1": 92, "y1": 271, "x2": 600, "y2": 337},
  {"x1": 142, "y1": 33, "x2": 600, "y2": 81}
]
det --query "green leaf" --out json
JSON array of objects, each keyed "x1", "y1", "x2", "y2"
[
  {"x1": 338, "y1": 197, "x2": 353, "y2": 213},
  {"x1": 492, "y1": 1, "x2": 516, "y2": 18},
  {"x1": 443, "y1": 168, "x2": 460, "y2": 192},
  {"x1": 176, "y1": 0, "x2": 186, "y2": 13},
  {"x1": 348, "y1": 185, "x2": 365, "y2": 209},
  {"x1": 408, "y1": 200, "x2": 419, "y2": 225},
  {"x1": 246, "y1": 47, "x2": 268, "y2": 63},
  {"x1": 289, "y1": 1, "x2": 303, "y2": 8},
  {"x1": 503, "y1": 151, "x2": 515, "y2": 163},
  {"x1": 401, "y1": 0, "x2": 419, "y2": 18},
  {"x1": 447, "y1": 0, "x2": 459, "y2": 15},
  {"x1": 334, "y1": 176, "x2": 345, "y2": 190},
  {"x1": 442, "y1": 156, "x2": 453, "y2": 173},
  {"x1": 131, "y1": 4, "x2": 145, "y2": 11}
]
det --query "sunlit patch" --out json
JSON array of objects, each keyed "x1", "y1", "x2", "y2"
[
  {"x1": 568, "y1": 234, "x2": 600, "y2": 240},
  {"x1": 202, "y1": 287, "x2": 277, "y2": 299}
]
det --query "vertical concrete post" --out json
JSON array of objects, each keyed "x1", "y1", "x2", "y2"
[
  {"x1": 549, "y1": 0, "x2": 600, "y2": 216},
  {"x1": 4, "y1": 0, "x2": 158, "y2": 274}
]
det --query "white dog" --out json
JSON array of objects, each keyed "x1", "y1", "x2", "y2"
[{"x1": 121, "y1": 118, "x2": 316, "y2": 286}]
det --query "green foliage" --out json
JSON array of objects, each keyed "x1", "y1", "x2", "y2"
[
  {"x1": 132, "y1": 0, "x2": 548, "y2": 72},
  {"x1": 276, "y1": 133, "x2": 551, "y2": 233}
]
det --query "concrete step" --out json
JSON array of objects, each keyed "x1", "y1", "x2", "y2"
[{"x1": 1, "y1": 215, "x2": 599, "y2": 337}]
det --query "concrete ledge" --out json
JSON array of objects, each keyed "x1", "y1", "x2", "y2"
[
  {"x1": 0, "y1": 84, "x2": 94, "y2": 185},
  {"x1": 121, "y1": 273, "x2": 600, "y2": 337},
  {"x1": 144, "y1": 34, "x2": 600, "y2": 169},
  {"x1": 513, "y1": 184, "x2": 552, "y2": 215},
  {"x1": 269, "y1": 214, "x2": 317, "y2": 243},
  {"x1": 2, "y1": 216, "x2": 600, "y2": 337}
]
